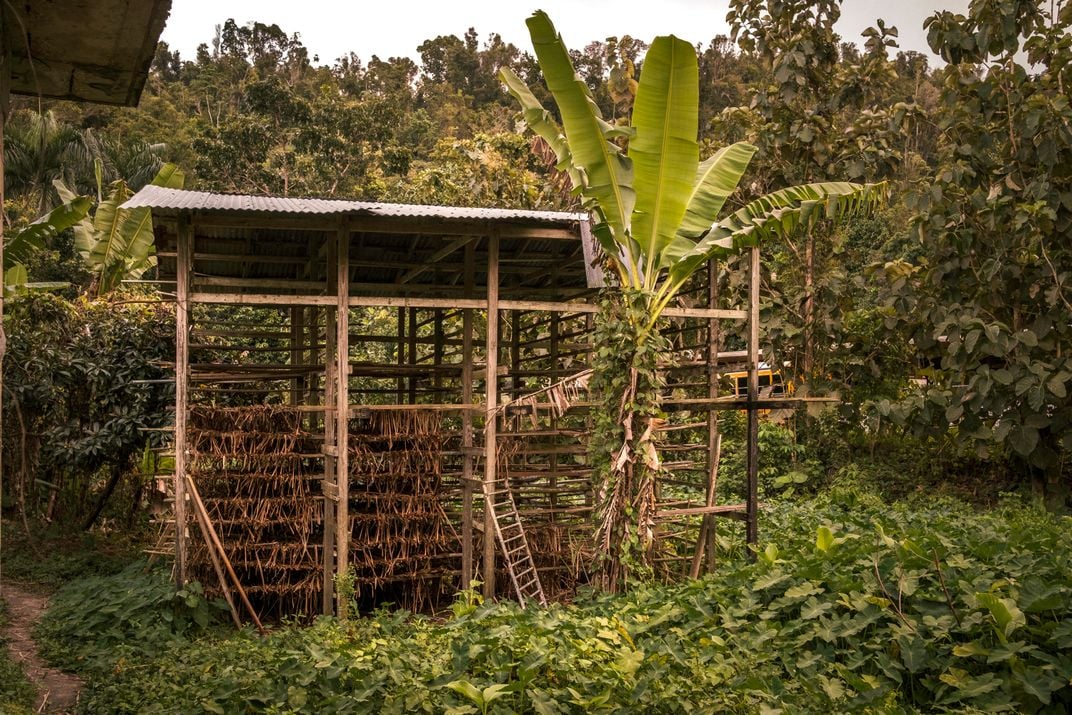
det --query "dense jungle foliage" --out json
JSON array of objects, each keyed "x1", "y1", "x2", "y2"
[{"x1": 2, "y1": 0, "x2": 1068, "y2": 532}]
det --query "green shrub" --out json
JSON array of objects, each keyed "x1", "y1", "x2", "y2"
[
  {"x1": 45, "y1": 495, "x2": 1072, "y2": 713},
  {"x1": 36, "y1": 564, "x2": 228, "y2": 675}
]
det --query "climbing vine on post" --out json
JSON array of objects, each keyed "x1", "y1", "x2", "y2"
[{"x1": 503, "y1": 11, "x2": 885, "y2": 590}]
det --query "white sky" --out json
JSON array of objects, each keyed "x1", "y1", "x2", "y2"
[{"x1": 161, "y1": 1, "x2": 970, "y2": 66}]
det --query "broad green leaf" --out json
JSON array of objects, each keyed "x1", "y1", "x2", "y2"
[
  {"x1": 524, "y1": 11, "x2": 636, "y2": 273},
  {"x1": 482, "y1": 683, "x2": 513, "y2": 704},
  {"x1": 87, "y1": 180, "x2": 135, "y2": 287},
  {"x1": 815, "y1": 525, "x2": 835, "y2": 553},
  {"x1": 664, "y1": 181, "x2": 888, "y2": 297},
  {"x1": 151, "y1": 162, "x2": 185, "y2": 189},
  {"x1": 4, "y1": 264, "x2": 28, "y2": 295},
  {"x1": 676, "y1": 142, "x2": 757, "y2": 240},
  {"x1": 54, "y1": 179, "x2": 97, "y2": 259},
  {"x1": 499, "y1": 68, "x2": 584, "y2": 193},
  {"x1": 5, "y1": 194, "x2": 93, "y2": 269},
  {"x1": 628, "y1": 34, "x2": 698, "y2": 287},
  {"x1": 939, "y1": 668, "x2": 1002, "y2": 698},
  {"x1": 975, "y1": 592, "x2": 1026, "y2": 638},
  {"x1": 446, "y1": 680, "x2": 484, "y2": 706}
]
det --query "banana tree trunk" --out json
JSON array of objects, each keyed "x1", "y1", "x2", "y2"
[{"x1": 589, "y1": 290, "x2": 667, "y2": 591}]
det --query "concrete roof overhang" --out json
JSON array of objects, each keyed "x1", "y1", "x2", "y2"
[{"x1": 5, "y1": 0, "x2": 171, "y2": 106}]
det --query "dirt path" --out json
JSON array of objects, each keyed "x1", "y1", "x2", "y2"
[{"x1": 0, "y1": 581, "x2": 82, "y2": 713}]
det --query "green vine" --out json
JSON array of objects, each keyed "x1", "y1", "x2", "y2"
[{"x1": 588, "y1": 288, "x2": 671, "y2": 591}]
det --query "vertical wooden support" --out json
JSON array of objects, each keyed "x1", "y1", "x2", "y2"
[
  {"x1": 322, "y1": 237, "x2": 338, "y2": 614},
  {"x1": 461, "y1": 243, "x2": 476, "y2": 589},
  {"x1": 290, "y1": 307, "x2": 305, "y2": 407},
  {"x1": 433, "y1": 309, "x2": 444, "y2": 400},
  {"x1": 408, "y1": 307, "x2": 418, "y2": 404},
  {"x1": 509, "y1": 310, "x2": 523, "y2": 434},
  {"x1": 335, "y1": 227, "x2": 351, "y2": 618},
  {"x1": 482, "y1": 233, "x2": 500, "y2": 599},
  {"x1": 746, "y1": 246, "x2": 761, "y2": 550},
  {"x1": 548, "y1": 314, "x2": 560, "y2": 523},
  {"x1": 691, "y1": 261, "x2": 722, "y2": 578},
  {"x1": 395, "y1": 307, "x2": 406, "y2": 403},
  {"x1": 174, "y1": 216, "x2": 193, "y2": 587}
]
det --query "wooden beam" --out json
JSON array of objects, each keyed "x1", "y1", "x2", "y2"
[
  {"x1": 483, "y1": 232, "x2": 500, "y2": 600},
  {"x1": 461, "y1": 242, "x2": 476, "y2": 590},
  {"x1": 691, "y1": 259, "x2": 722, "y2": 579},
  {"x1": 746, "y1": 246, "x2": 760, "y2": 550},
  {"x1": 173, "y1": 216, "x2": 192, "y2": 587},
  {"x1": 175, "y1": 212, "x2": 583, "y2": 240},
  {"x1": 322, "y1": 242, "x2": 338, "y2": 615},
  {"x1": 396, "y1": 235, "x2": 477, "y2": 284},
  {"x1": 191, "y1": 292, "x2": 334, "y2": 306},
  {"x1": 335, "y1": 228, "x2": 351, "y2": 618}
]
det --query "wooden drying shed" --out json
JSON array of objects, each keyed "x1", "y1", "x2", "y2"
[{"x1": 125, "y1": 184, "x2": 774, "y2": 618}]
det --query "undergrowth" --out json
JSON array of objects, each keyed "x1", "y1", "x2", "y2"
[
  {"x1": 0, "y1": 521, "x2": 141, "y2": 589},
  {"x1": 38, "y1": 491, "x2": 1072, "y2": 713},
  {"x1": 35, "y1": 564, "x2": 229, "y2": 675}
]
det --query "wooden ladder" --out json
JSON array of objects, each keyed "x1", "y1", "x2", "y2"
[{"x1": 485, "y1": 477, "x2": 546, "y2": 607}]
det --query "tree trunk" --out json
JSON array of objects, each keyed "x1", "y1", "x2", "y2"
[{"x1": 83, "y1": 463, "x2": 124, "y2": 531}]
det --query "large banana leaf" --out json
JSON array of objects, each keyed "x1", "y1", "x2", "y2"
[
  {"x1": 676, "y1": 142, "x2": 758, "y2": 241},
  {"x1": 525, "y1": 11, "x2": 637, "y2": 271},
  {"x1": 53, "y1": 179, "x2": 97, "y2": 260},
  {"x1": 87, "y1": 180, "x2": 135, "y2": 285},
  {"x1": 628, "y1": 34, "x2": 698, "y2": 289},
  {"x1": 5, "y1": 194, "x2": 93, "y2": 269},
  {"x1": 95, "y1": 164, "x2": 185, "y2": 293},
  {"x1": 663, "y1": 181, "x2": 889, "y2": 294},
  {"x1": 499, "y1": 68, "x2": 580, "y2": 190}
]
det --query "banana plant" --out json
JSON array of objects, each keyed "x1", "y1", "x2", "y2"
[
  {"x1": 4, "y1": 193, "x2": 93, "y2": 296},
  {"x1": 502, "y1": 11, "x2": 886, "y2": 590},
  {"x1": 56, "y1": 162, "x2": 184, "y2": 296},
  {"x1": 502, "y1": 11, "x2": 886, "y2": 337}
]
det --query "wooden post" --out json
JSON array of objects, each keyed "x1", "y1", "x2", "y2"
[
  {"x1": 691, "y1": 260, "x2": 722, "y2": 578},
  {"x1": 433, "y1": 309, "x2": 444, "y2": 400},
  {"x1": 290, "y1": 307, "x2": 305, "y2": 407},
  {"x1": 174, "y1": 216, "x2": 193, "y2": 587},
  {"x1": 482, "y1": 233, "x2": 500, "y2": 599},
  {"x1": 322, "y1": 237, "x2": 338, "y2": 614},
  {"x1": 746, "y1": 246, "x2": 760, "y2": 550},
  {"x1": 408, "y1": 307, "x2": 418, "y2": 403},
  {"x1": 335, "y1": 227, "x2": 351, "y2": 618},
  {"x1": 461, "y1": 243, "x2": 476, "y2": 589},
  {"x1": 549, "y1": 314, "x2": 559, "y2": 523},
  {"x1": 396, "y1": 307, "x2": 406, "y2": 403}
]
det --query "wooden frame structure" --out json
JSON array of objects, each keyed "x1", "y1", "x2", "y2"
[{"x1": 128, "y1": 185, "x2": 778, "y2": 618}]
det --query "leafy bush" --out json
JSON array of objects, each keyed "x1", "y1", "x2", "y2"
[
  {"x1": 35, "y1": 565, "x2": 228, "y2": 674},
  {"x1": 46, "y1": 494, "x2": 1072, "y2": 713}
]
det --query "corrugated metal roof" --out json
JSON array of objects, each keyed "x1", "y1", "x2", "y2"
[{"x1": 124, "y1": 185, "x2": 588, "y2": 224}]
